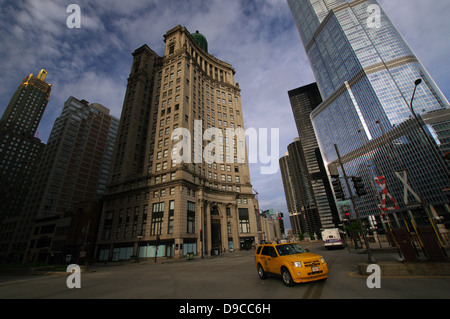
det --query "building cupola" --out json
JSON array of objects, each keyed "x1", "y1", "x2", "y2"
[{"x1": 191, "y1": 30, "x2": 208, "y2": 53}]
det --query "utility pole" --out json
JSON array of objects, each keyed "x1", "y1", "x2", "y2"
[
  {"x1": 253, "y1": 188, "x2": 264, "y2": 243},
  {"x1": 154, "y1": 235, "x2": 160, "y2": 263},
  {"x1": 334, "y1": 144, "x2": 376, "y2": 264}
]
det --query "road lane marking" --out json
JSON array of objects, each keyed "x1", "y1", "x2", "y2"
[{"x1": 302, "y1": 256, "x2": 336, "y2": 299}]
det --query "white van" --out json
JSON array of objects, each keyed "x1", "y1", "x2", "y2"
[{"x1": 321, "y1": 228, "x2": 346, "y2": 249}]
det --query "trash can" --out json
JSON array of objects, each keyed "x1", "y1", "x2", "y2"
[{"x1": 187, "y1": 253, "x2": 194, "y2": 261}]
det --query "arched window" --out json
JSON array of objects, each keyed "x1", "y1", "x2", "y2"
[{"x1": 211, "y1": 206, "x2": 219, "y2": 216}]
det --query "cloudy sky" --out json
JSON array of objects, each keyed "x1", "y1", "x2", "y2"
[{"x1": 1, "y1": 0, "x2": 449, "y2": 230}]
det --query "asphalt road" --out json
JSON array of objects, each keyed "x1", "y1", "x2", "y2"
[{"x1": 1, "y1": 242, "x2": 449, "y2": 300}]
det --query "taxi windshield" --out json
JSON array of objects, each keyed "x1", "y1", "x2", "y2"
[{"x1": 276, "y1": 243, "x2": 307, "y2": 256}]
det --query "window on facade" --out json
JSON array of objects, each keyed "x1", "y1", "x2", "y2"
[
  {"x1": 102, "y1": 225, "x2": 111, "y2": 240},
  {"x1": 239, "y1": 208, "x2": 250, "y2": 233},
  {"x1": 142, "y1": 205, "x2": 148, "y2": 236},
  {"x1": 168, "y1": 200, "x2": 174, "y2": 234},
  {"x1": 151, "y1": 202, "x2": 164, "y2": 236},
  {"x1": 187, "y1": 201, "x2": 195, "y2": 234}
]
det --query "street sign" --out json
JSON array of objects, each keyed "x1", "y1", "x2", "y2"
[
  {"x1": 374, "y1": 176, "x2": 400, "y2": 211},
  {"x1": 337, "y1": 200, "x2": 351, "y2": 206}
]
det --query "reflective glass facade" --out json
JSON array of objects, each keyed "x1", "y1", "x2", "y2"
[{"x1": 288, "y1": 0, "x2": 450, "y2": 225}]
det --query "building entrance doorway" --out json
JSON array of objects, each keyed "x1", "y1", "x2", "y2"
[{"x1": 211, "y1": 218, "x2": 222, "y2": 255}]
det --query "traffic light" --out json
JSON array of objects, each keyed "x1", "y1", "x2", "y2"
[
  {"x1": 340, "y1": 205, "x2": 350, "y2": 221},
  {"x1": 332, "y1": 178, "x2": 345, "y2": 201},
  {"x1": 345, "y1": 212, "x2": 350, "y2": 221},
  {"x1": 278, "y1": 214, "x2": 285, "y2": 234},
  {"x1": 352, "y1": 176, "x2": 367, "y2": 197}
]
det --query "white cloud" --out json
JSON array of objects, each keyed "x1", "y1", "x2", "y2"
[{"x1": 1, "y1": 0, "x2": 449, "y2": 230}]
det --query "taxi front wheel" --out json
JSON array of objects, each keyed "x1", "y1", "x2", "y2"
[
  {"x1": 281, "y1": 267, "x2": 295, "y2": 287},
  {"x1": 257, "y1": 264, "x2": 267, "y2": 279}
]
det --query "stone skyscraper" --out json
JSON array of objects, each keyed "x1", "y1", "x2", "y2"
[
  {"x1": 96, "y1": 26, "x2": 260, "y2": 261},
  {"x1": 288, "y1": 0, "x2": 449, "y2": 229}
]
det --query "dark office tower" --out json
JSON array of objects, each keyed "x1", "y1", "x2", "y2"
[
  {"x1": 0, "y1": 70, "x2": 50, "y2": 262},
  {"x1": 288, "y1": 84, "x2": 339, "y2": 234},
  {"x1": 288, "y1": 0, "x2": 450, "y2": 228},
  {"x1": 280, "y1": 146, "x2": 312, "y2": 236},
  {"x1": 96, "y1": 26, "x2": 259, "y2": 262},
  {"x1": 0, "y1": 70, "x2": 51, "y2": 136},
  {"x1": 17, "y1": 97, "x2": 118, "y2": 263},
  {"x1": 27, "y1": 97, "x2": 118, "y2": 218},
  {"x1": 279, "y1": 154, "x2": 301, "y2": 233},
  {"x1": 285, "y1": 139, "x2": 322, "y2": 237},
  {"x1": 0, "y1": 70, "x2": 50, "y2": 222}
]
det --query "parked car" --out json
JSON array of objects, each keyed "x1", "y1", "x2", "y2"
[{"x1": 255, "y1": 242, "x2": 328, "y2": 286}]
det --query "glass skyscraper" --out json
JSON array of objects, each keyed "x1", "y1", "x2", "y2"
[{"x1": 287, "y1": 0, "x2": 450, "y2": 230}]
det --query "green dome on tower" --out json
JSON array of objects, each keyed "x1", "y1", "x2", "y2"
[{"x1": 191, "y1": 30, "x2": 208, "y2": 53}]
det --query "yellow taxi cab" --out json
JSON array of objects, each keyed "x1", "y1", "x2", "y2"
[{"x1": 255, "y1": 242, "x2": 328, "y2": 286}]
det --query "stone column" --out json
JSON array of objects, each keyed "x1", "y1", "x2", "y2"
[
  {"x1": 220, "y1": 203, "x2": 228, "y2": 254},
  {"x1": 231, "y1": 204, "x2": 240, "y2": 251},
  {"x1": 197, "y1": 198, "x2": 205, "y2": 257},
  {"x1": 205, "y1": 200, "x2": 212, "y2": 256}
]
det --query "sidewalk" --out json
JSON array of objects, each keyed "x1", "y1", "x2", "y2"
[
  {"x1": 88, "y1": 248, "x2": 256, "y2": 268},
  {"x1": 353, "y1": 244, "x2": 450, "y2": 276}
]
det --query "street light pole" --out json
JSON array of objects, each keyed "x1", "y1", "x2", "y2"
[
  {"x1": 136, "y1": 234, "x2": 143, "y2": 263},
  {"x1": 408, "y1": 79, "x2": 449, "y2": 179},
  {"x1": 155, "y1": 235, "x2": 160, "y2": 263},
  {"x1": 334, "y1": 144, "x2": 377, "y2": 264},
  {"x1": 407, "y1": 79, "x2": 448, "y2": 250}
]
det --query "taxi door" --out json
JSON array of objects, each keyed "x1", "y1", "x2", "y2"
[
  {"x1": 268, "y1": 246, "x2": 282, "y2": 275},
  {"x1": 261, "y1": 246, "x2": 279, "y2": 274}
]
